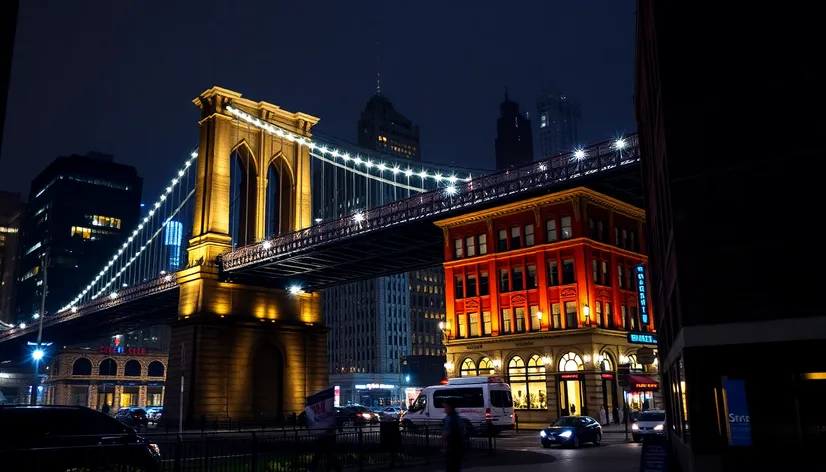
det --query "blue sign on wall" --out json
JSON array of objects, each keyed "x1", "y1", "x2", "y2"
[
  {"x1": 723, "y1": 379, "x2": 752, "y2": 447},
  {"x1": 627, "y1": 333, "x2": 658, "y2": 345},
  {"x1": 635, "y1": 265, "x2": 649, "y2": 325}
]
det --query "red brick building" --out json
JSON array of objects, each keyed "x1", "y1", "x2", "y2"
[{"x1": 435, "y1": 187, "x2": 659, "y2": 423}]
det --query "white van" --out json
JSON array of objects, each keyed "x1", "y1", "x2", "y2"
[{"x1": 400, "y1": 376, "x2": 514, "y2": 435}]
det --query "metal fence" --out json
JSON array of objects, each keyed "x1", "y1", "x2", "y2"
[{"x1": 10, "y1": 427, "x2": 494, "y2": 471}]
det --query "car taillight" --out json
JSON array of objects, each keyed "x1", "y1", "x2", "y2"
[{"x1": 485, "y1": 408, "x2": 492, "y2": 424}]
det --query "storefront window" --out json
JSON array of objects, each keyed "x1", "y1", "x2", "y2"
[
  {"x1": 509, "y1": 355, "x2": 547, "y2": 410},
  {"x1": 460, "y1": 358, "x2": 477, "y2": 377},
  {"x1": 147, "y1": 387, "x2": 163, "y2": 407},
  {"x1": 478, "y1": 357, "x2": 495, "y2": 376},
  {"x1": 120, "y1": 387, "x2": 139, "y2": 408},
  {"x1": 599, "y1": 355, "x2": 614, "y2": 372}
]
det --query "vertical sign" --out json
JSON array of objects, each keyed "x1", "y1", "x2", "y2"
[
  {"x1": 722, "y1": 379, "x2": 752, "y2": 446},
  {"x1": 635, "y1": 265, "x2": 649, "y2": 325},
  {"x1": 334, "y1": 385, "x2": 340, "y2": 407}
]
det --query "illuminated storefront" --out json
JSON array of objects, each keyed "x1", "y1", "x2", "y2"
[
  {"x1": 436, "y1": 188, "x2": 661, "y2": 423},
  {"x1": 43, "y1": 348, "x2": 167, "y2": 411}
]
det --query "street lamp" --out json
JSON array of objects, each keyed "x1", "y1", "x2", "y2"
[
  {"x1": 32, "y1": 349, "x2": 44, "y2": 361},
  {"x1": 30, "y1": 252, "x2": 49, "y2": 405}
]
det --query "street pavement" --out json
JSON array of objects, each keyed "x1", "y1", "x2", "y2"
[{"x1": 404, "y1": 430, "x2": 642, "y2": 472}]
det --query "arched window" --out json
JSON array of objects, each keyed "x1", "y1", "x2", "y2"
[
  {"x1": 124, "y1": 360, "x2": 142, "y2": 377},
  {"x1": 147, "y1": 361, "x2": 165, "y2": 377},
  {"x1": 508, "y1": 356, "x2": 528, "y2": 410},
  {"x1": 628, "y1": 354, "x2": 642, "y2": 372},
  {"x1": 478, "y1": 357, "x2": 495, "y2": 376},
  {"x1": 523, "y1": 355, "x2": 548, "y2": 409},
  {"x1": 460, "y1": 358, "x2": 477, "y2": 377},
  {"x1": 598, "y1": 353, "x2": 614, "y2": 372},
  {"x1": 72, "y1": 358, "x2": 92, "y2": 376},
  {"x1": 99, "y1": 358, "x2": 117, "y2": 376},
  {"x1": 558, "y1": 352, "x2": 584, "y2": 372}
]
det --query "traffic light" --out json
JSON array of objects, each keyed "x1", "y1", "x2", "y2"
[{"x1": 618, "y1": 363, "x2": 631, "y2": 387}]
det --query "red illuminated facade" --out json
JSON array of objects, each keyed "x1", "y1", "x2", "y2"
[{"x1": 436, "y1": 187, "x2": 659, "y2": 422}]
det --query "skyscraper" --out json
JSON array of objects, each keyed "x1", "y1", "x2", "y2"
[
  {"x1": 323, "y1": 91, "x2": 446, "y2": 406},
  {"x1": 164, "y1": 220, "x2": 183, "y2": 271},
  {"x1": 14, "y1": 152, "x2": 142, "y2": 321},
  {"x1": 536, "y1": 90, "x2": 580, "y2": 158},
  {"x1": 0, "y1": 191, "x2": 23, "y2": 323},
  {"x1": 494, "y1": 90, "x2": 534, "y2": 169}
]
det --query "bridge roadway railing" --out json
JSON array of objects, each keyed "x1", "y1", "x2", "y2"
[
  {"x1": 221, "y1": 134, "x2": 640, "y2": 272},
  {"x1": 0, "y1": 275, "x2": 179, "y2": 342}
]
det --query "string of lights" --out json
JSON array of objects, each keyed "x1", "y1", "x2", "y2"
[
  {"x1": 226, "y1": 105, "x2": 473, "y2": 185},
  {"x1": 57, "y1": 149, "x2": 198, "y2": 313},
  {"x1": 309, "y1": 151, "x2": 430, "y2": 193}
]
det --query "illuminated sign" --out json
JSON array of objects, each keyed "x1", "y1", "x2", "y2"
[
  {"x1": 559, "y1": 373, "x2": 582, "y2": 380},
  {"x1": 100, "y1": 346, "x2": 147, "y2": 355},
  {"x1": 627, "y1": 333, "x2": 658, "y2": 345},
  {"x1": 633, "y1": 382, "x2": 659, "y2": 390},
  {"x1": 601, "y1": 373, "x2": 614, "y2": 379},
  {"x1": 723, "y1": 379, "x2": 752, "y2": 446},
  {"x1": 354, "y1": 383, "x2": 395, "y2": 390},
  {"x1": 635, "y1": 265, "x2": 649, "y2": 325},
  {"x1": 334, "y1": 385, "x2": 340, "y2": 407}
]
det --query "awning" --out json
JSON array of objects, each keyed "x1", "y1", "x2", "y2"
[{"x1": 629, "y1": 375, "x2": 659, "y2": 392}]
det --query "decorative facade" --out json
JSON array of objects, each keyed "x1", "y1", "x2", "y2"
[
  {"x1": 435, "y1": 187, "x2": 660, "y2": 423},
  {"x1": 43, "y1": 349, "x2": 167, "y2": 411}
]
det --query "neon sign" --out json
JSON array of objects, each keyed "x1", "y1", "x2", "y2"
[
  {"x1": 635, "y1": 265, "x2": 649, "y2": 325},
  {"x1": 100, "y1": 346, "x2": 147, "y2": 355},
  {"x1": 627, "y1": 333, "x2": 658, "y2": 345}
]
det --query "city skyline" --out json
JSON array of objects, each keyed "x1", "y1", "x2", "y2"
[{"x1": 0, "y1": 0, "x2": 636, "y2": 201}]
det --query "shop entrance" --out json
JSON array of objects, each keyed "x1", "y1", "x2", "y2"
[
  {"x1": 97, "y1": 385, "x2": 115, "y2": 410},
  {"x1": 558, "y1": 373, "x2": 587, "y2": 417},
  {"x1": 601, "y1": 374, "x2": 618, "y2": 424}
]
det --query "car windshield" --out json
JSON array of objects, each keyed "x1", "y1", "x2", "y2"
[
  {"x1": 639, "y1": 412, "x2": 665, "y2": 422},
  {"x1": 552, "y1": 417, "x2": 581, "y2": 427}
]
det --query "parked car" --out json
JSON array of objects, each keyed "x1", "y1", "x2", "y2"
[
  {"x1": 0, "y1": 405, "x2": 161, "y2": 471},
  {"x1": 540, "y1": 416, "x2": 602, "y2": 448},
  {"x1": 632, "y1": 410, "x2": 666, "y2": 442},
  {"x1": 146, "y1": 406, "x2": 163, "y2": 424},
  {"x1": 378, "y1": 406, "x2": 406, "y2": 420},
  {"x1": 115, "y1": 406, "x2": 149, "y2": 429}
]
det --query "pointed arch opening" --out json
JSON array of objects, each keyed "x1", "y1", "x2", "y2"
[
  {"x1": 265, "y1": 155, "x2": 294, "y2": 238},
  {"x1": 229, "y1": 141, "x2": 259, "y2": 247}
]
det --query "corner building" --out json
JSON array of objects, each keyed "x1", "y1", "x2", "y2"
[{"x1": 436, "y1": 187, "x2": 660, "y2": 423}]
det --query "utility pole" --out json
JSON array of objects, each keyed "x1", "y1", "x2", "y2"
[
  {"x1": 179, "y1": 341, "x2": 185, "y2": 434},
  {"x1": 30, "y1": 252, "x2": 48, "y2": 405}
]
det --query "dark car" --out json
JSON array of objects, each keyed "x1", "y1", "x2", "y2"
[
  {"x1": 0, "y1": 405, "x2": 161, "y2": 471},
  {"x1": 540, "y1": 416, "x2": 602, "y2": 448},
  {"x1": 336, "y1": 406, "x2": 375, "y2": 429},
  {"x1": 116, "y1": 406, "x2": 149, "y2": 428}
]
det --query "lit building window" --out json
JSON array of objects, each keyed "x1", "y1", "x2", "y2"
[
  {"x1": 71, "y1": 226, "x2": 92, "y2": 239},
  {"x1": 561, "y1": 216, "x2": 573, "y2": 239},
  {"x1": 89, "y1": 215, "x2": 122, "y2": 229}
]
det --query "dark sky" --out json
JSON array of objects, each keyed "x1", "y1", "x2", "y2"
[{"x1": 0, "y1": 0, "x2": 636, "y2": 200}]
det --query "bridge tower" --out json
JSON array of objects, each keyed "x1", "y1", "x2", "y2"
[{"x1": 163, "y1": 87, "x2": 327, "y2": 422}]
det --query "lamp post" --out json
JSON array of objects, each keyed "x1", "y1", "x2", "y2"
[{"x1": 30, "y1": 252, "x2": 48, "y2": 405}]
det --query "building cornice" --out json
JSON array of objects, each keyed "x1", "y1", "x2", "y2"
[{"x1": 433, "y1": 187, "x2": 645, "y2": 229}]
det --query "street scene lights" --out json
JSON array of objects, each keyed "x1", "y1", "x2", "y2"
[{"x1": 32, "y1": 349, "x2": 44, "y2": 361}]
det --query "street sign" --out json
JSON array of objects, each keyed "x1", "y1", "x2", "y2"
[
  {"x1": 636, "y1": 347, "x2": 656, "y2": 365},
  {"x1": 627, "y1": 333, "x2": 657, "y2": 345}
]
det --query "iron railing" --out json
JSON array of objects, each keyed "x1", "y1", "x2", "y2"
[
  {"x1": 9, "y1": 427, "x2": 495, "y2": 472},
  {"x1": 222, "y1": 134, "x2": 640, "y2": 272}
]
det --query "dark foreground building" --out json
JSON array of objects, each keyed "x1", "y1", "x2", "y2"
[{"x1": 635, "y1": 2, "x2": 824, "y2": 470}]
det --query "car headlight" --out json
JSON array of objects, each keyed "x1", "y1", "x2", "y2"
[
  {"x1": 654, "y1": 424, "x2": 664, "y2": 431},
  {"x1": 559, "y1": 430, "x2": 572, "y2": 438},
  {"x1": 540, "y1": 430, "x2": 547, "y2": 438},
  {"x1": 631, "y1": 423, "x2": 639, "y2": 431},
  {"x1": 148, "y1": 443, "x2": 161, "y2": 456}
]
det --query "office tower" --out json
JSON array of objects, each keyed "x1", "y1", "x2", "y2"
[
  {"x1": 536, "y1": 90, "x2": 580, "y2": 158},
  {"x1": 495, "y1": 90, "x2": 534, "y2": 169},
  {"x1": 14, "y1": 152, "x2": 142, "y2": 321},
  {"x1": 0, "y1": 191, "x2": 23, "y2": 323}
]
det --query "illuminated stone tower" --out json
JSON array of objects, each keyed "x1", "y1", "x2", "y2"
[{"x1": 163, "y1": 87, "x2": 327, "y2": 422}]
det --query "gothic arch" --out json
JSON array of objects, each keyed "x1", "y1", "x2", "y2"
[
  {"x1": 229, "y1": 140, "x2": 260, "y2": 246},
  {"x1": 265, "y1": 151, "x2": 296, "y2": 237}
]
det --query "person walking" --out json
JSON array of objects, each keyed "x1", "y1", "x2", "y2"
[
  {"x1": 308, "y1": 427, "x2": 342, "y2": 472},
  {"x1": 442, "y1": 398, "x2": 465, "y2": 472},
  {"x1": 101, "y1": 403, "x2": 110, "y2": 416}
]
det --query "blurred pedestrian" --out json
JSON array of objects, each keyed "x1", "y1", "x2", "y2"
[
  {"x1": 308, "y1": 427, "x2": 342, "y2": 472},
  {"x1": 101, "y1": 403, "x2": 110, "y2": 415},
  {"x1": 442, "y1": 398, "x2": 465, "y2": 472}
]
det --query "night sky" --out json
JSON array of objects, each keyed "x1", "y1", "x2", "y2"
[{"x1": 1, "y1": 0, "x2": 636, "y2": 201}]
